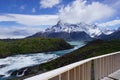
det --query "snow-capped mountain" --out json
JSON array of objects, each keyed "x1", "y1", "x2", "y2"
[
  {"x1": 45, "y1": 21, "x2": 102, "y2": 37},
  {"x1": 101, "y1": 28, "x2": 115, "y2": 35},
  {"x1": 28, "y1": 21, "x2": 117, "y2": 41}
]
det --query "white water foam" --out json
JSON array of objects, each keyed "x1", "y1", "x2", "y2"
[{"x1": 0, "y1": 53, "x2": 58, "y2": 77}]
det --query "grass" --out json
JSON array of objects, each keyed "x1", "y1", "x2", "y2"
[{"x1": 38, "y1": 39, "x2": 120, "y2": 71}]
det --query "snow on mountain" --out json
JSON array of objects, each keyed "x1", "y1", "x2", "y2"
[
  {"x1": 45, "y1": 21, "x2": 102, "y2": 37},
  {"x1": 102, "y1": 28, "x2": 115, "y2": 35},
  {"x1": 28, "y1": 21, "x2": 118, "y2": 40}
]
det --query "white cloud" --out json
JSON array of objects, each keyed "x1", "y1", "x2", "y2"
[
  {"x1": 0, "y1": 15, "x2": 15, "y2": 22},
  {"x1": 0, "y1": 0, "x2": 115, "y2": 26},
  {"x1": 0, "y1": 14, "x2": 59, "y2": 26},
  {"x1": 20, "y1": 5, "x2": 25, "y2": 11},
  {"x1": 98, "y1": 19, "x2": 120, "y2": 27},
  {"x1": 32, "y1": 8, "x2": 36, "y2": 13},
  {"x1": 0, "y1": 26, "x2": 47, "y2": 39},
  {"x1": 103, "y1": 0, "x2": 120, "y2": 9},
  {"x1": 0, "y1": 14, "x2": 59, "y2": 38},
  {"x1": 59, "y1": 0, "x2": 115, "y2": 24},
  {"x1": 40, "y1": 0, "x2": 61, "y2": 8}
]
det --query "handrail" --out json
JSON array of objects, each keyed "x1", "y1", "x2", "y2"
[
  {"x1": 25, "y1": 59, "x2": 91, "y2": 80},
  {"x1": 24, "y1": 51, "x2": 120, "y2": 80}
]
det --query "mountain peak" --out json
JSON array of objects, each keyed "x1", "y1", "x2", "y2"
[{"x1": 45, "y1": 21, "x2": 102, "y2": 37}]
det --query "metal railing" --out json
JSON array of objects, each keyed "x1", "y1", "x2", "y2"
[{"x1": 24, "y1": 51, "x2": 120, "y2": 80}]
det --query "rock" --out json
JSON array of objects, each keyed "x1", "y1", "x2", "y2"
[
  {"x1": 0, "y1": 64, "x2": 8, "y2": 68},
  {"x1": 0, "y1": 75, "x2": 5, "y2": 77}
]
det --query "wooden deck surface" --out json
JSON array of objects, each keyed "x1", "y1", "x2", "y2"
[{"x1": 102, "y1": 69, "x2": 120, "y2": 80}]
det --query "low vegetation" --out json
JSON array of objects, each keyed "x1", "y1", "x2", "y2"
[
  {"x1": 37, "y1": 39, "x2": 120, "y2": 70},
  {"x1": 0, "y1": 38, "x2": 72, "y2": 58}
]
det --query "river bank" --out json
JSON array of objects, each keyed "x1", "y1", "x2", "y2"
[
  {"x1": 0, "y1": 38, "x2": 72, "y2": 58},
  {"x1": 0, "y1": 41, "x2": 86, "y2": 80}
]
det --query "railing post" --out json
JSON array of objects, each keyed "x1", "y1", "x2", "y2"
[
  {"x1": 81, "y1": 64, "x2": 85, "y2": 80},
  {"x1": 79, "y1": 65, "x2": 83, "y2": 80},
  {"x1": 69, "y1": 68, "x2": 75, "y2": 80},
  {"x1": 76, "y1": 66, "x2": 80, "y2": 80},
  {"x1": 61, "y1": 71, "x2": 69, "y2": 80},
  {"x1": 87, "y1": 61, "x2": 91, "y2": 80},
  {"x1": 94, "y1": 59, "x2": 99, "y2": 80}
]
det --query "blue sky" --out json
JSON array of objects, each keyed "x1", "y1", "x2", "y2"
[
  {"x1": 0, "y1": 0, "x2": 53, "y2": 14},
  {"x1": 0, "y1": 0, "x2": 70, "y2": 15},
  {"x1": 0, "y1": 0, "x2": 120, "y2": 38}
]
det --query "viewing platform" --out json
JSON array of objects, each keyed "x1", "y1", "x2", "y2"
[{"x1": 24, "y1": 51, "x2": 120, "y2": 80}]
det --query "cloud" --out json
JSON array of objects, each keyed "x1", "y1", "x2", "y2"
[
  {"x1": 0, "y1": 15, "x2": 15, "y2": 22},
  {"x1": 0, "y1": 14, "x2": 59, "y2": 26},
  {"x1": 32, "y1": 8, "x2": 36, "y2": 13},
  {"x1": 0, "y1": 14, "x2": 58, "y2": 38},
  {"x1": 58, "y1": 0, "x2": 115, "y2": 24},
  {"x1": 20, "y1": 5, "x2": 25, "y2": 11},
  {"x1": 98, "y1": 19, "x2": 120, "y2": 27},
  {"x1": 0, "y1": 26, "x2": 47, "y2": 39},
  {"x1": 112, "y1": 0, "x2": 120, "y2": 8},
  {"x1": 0, "y1": 14, "x2": 59, "y2": 38},
  {"x1": 103, "y1": 0, "x2": 120, "y2": 9},
  {"x1": 0, "y1": 0, "x2": 116, "y2": 26},
  {"x1": 40, "y1": 0, "x2": 61, "y2": 8}
]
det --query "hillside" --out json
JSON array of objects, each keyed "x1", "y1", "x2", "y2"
[
  {"x1": 29, "y1": 31, "x2": 92, "y2": 41},
  {"x1": 13, "y1": 39, "x2": 120, "y2": 80},
  {"x1": 0, "y1": 38, "x2": 72, "y2": 58}
]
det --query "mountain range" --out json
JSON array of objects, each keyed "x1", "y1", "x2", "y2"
[
  {"x1": 98, "y1": 28, "x2": 120, "y2": 40},
  {"x1": 45, "y1": 21, "x2": 102, "y2": 37},
  {"x1": 28, "y1": 21, "x2": 120, "y2": 41}
]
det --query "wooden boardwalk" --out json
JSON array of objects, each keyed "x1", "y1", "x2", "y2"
[
  {"x1": 102, "y1": 69, "x2": 120, "y2": 80},
  {"x1": 109, "y1": 69, "x2": 120, "y2": 80}
]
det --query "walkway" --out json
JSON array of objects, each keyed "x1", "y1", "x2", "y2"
[{"x1": 102, "y1": 69, "x2": 120, "y2": 80}]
